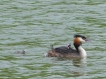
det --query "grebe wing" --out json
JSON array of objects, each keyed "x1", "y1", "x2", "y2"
[{"x1": 54, "y1": 46, "x2": 76, "y2": 54}]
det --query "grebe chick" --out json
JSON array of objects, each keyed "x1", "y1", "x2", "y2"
[
  {"x1": 14, "y1": 50, "x2": 26, "y2": 55},
  {"x1": 47, "y1": 34, "x2": 89, "y2": 58},
  {"x1": 67, "y1": 43, "x2": 71, "y2": 49}
]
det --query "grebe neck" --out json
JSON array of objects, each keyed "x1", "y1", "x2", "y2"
[
  {"x1": 78, "y1": 46, "x2": 87, "y2": 58},
  {"x1": 74, "y1": 43, "x2": 87, "y2": 58}
]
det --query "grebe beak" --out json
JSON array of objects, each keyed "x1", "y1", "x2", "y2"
[{"x1": 85, "y1": 39, "x2": 90, "y2": 42}]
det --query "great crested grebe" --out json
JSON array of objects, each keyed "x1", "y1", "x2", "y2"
[{"x1": 47, "y1": 34, "x2": 89, "y2": 59}]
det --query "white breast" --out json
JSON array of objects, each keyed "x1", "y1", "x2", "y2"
[{"x1": 78, "y1": 46, "x2": 87, "y2": 58}]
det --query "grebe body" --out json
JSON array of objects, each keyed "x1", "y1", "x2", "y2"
[{"x1": 47, "y1": 35, "x2": 89, "y2": 59}]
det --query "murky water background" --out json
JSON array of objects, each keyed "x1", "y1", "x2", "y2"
[{"x1": 0, "y1": 0, "x2": 106, "y2": 79}]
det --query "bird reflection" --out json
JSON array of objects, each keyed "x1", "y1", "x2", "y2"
[{"x1": 54, "y1": 57, "x2": 87, "y2": 76}]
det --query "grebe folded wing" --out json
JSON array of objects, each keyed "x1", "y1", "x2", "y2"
[{"x1": 54, "y1": 46, "x2": 77, "y2": 54}]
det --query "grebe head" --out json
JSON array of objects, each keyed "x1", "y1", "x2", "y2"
[{"x1": 74, "y1": 34, "x2": 88, "y2": 45}]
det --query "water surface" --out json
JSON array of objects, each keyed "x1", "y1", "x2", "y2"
[{"x1": 0, "y1": 0, "x2": 106, "y2": 79}]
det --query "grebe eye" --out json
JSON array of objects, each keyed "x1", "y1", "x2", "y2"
[{"x1": 82, "y1": 37, "x2": 86, "y2": 40}]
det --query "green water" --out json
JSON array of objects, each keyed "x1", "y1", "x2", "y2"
[{"x1": 0, "y1": 0, "x2": 106, "y2": 79}]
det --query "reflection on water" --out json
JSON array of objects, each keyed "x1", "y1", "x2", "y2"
[
  {"x1": 72, "y1": 58, "x2": 86, "y2": 67},
  {"x1": 52, "y1": 57, "x2": 87, "y2": 77}
]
